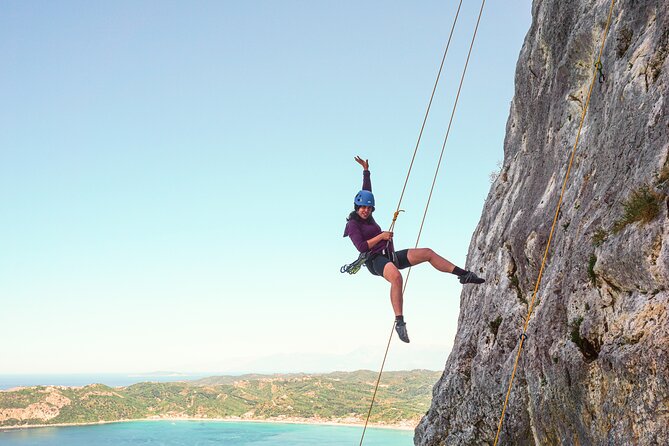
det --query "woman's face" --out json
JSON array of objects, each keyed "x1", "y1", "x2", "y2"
[{"x1": 357, "y1": 205, "x2": 373, "y2": 220}]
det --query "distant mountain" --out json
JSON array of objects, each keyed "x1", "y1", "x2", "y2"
[
  {"x1": 128, "y1": 371, "x2": 190, "y2": 377},
  {"x1": 0, "y1": 370, "x2": 441, "y2": 429}
]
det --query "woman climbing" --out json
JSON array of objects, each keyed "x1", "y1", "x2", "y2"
[{"x1": 343, "y1": 156, "x2": 485, "y2": 343}]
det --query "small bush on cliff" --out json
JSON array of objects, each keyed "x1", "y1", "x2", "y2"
[
  {"x1": 488, "y1": 160, "x2": 504, "y2": 184},
  {"x1": 489, "y1": 316, "x2": 503, "y2": 337},
  {"x1": 587, "y1": 254, "x2": 598, "y2": 285},
  {"x1": 569, "y1": 317, "x2": 584, "y2": 346},
  {"x1": 612, "y1": 185, "x2": 662, "y2": 233},
  {"x1": 592, "y1": 228, "x2": 608, "y2": 247}
]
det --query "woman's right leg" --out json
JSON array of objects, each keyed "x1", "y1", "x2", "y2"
[
  {"x1": 382, "y1": 262, "x2": 410, "y2": 343},
  {"x1": 382, "y1": 262, "x2": 403, "y2": 316}
]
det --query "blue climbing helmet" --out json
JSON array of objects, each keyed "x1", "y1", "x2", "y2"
[{"x1": 354, "y1": 190, "x2": 375, "y2": 207}]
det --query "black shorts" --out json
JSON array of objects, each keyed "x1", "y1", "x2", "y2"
[{"x1": 366, "y1": 249, "x2": 411, "y2": 276}]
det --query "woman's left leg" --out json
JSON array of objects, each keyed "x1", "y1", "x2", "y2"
[{"x1": 406, "y1": 248, "x2": 456, "y2": 273}]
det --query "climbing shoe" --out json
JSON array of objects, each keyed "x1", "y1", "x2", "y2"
[
  {"x1": 459, "y1": 271, "x2": 485, "y2": 285},
  {"x1": 395, "y1": 322, "x2": 410, "y2": 343}
]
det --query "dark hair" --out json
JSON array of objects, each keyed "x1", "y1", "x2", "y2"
[{"x1": 347, "y1": 206, "x2": 376, "y2": 224}]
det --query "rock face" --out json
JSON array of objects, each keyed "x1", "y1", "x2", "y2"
[
  {"x1": 0, "y1": 387, "x2": 71, "y2": 423},
  {"x1": 415, "y1": 0, "x2": 668, "y2": 445}
]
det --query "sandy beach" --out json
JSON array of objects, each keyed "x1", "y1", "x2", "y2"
[{"x1": 0, "y1": 416, "x2": 416, "y2": 432}]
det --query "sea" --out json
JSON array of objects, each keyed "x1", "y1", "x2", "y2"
[{"x1": 0, "y1": 421, "x2": 414, "y2": 445}]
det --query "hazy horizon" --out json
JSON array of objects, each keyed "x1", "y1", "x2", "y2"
[
  {"x1": 0, "y1": 366, "x2": 442, "y2": 391},
  {"x1": 0, "y1": 344, "x2": 450, "y2": 377}
]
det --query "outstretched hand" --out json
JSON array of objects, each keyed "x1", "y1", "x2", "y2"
[{"x1": 354, "y1": 156, "x2": 369, "y2": 170}]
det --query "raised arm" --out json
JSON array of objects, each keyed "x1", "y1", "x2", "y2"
[{"x1": 355, "y1": 156, "x2": 372, "y2": 191}]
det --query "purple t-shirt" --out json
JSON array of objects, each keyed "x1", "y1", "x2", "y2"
[{"x1": 343, "y1": 170, "x2": 394, "y2": 255}]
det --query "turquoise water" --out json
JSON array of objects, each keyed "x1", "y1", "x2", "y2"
[{"x1": 0, "y1": 421, "x2": 414, "y2": 445}]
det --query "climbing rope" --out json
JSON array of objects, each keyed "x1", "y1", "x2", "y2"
[
  {"x1": 359, "y1": 1, "x2": 486, "y2": 444},
  {"x1": 412, "y1": 0, "x2": 487, "y2": 253},
  {"x1": 492, "y1": 1, "x2": 616, "y2": 444},
  {"x1": 388, "y1": 0, "x2": 464, "y2": 234},
  {"x1": 357, "y1": 322, "x2": 396, "y2": 446}
]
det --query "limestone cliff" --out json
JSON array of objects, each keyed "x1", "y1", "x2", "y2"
[{"x1": 415, "y1": 1, "x2": 668, "y2": 444}]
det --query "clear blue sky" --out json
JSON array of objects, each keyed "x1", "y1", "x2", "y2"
[{"x1": 1, "y1": 1, "x2": 531, "y2": 374}]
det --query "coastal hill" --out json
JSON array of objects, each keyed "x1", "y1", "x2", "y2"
[
  {"x1": 415, "y1": 0, "x2": 668, "y2": 444},
  {"x1": 0, "y1": 370, "x2": 440, "y2": 429}
]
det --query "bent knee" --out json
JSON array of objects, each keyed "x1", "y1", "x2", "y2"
[
  {"x1": 383, "y1": 265, "x2": 403, "y2": 285},
  {"x1": 409, "y1": 247, "x2": 434, "y2": 263}
]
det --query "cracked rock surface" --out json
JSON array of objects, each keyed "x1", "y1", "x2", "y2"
[{"x1": 414, "y1": 0, "x2": 668, "y2": 444}]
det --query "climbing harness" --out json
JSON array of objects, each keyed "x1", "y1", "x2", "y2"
[
  {"x1": 492, "y1": 1, "x2": 616, "y2": 445},
  {"x1": 359, "y1": 0, "x2": 485, "y2": 444},
  {"x1": 341, "y1": 211, "x2": 403, "y2": 275}
]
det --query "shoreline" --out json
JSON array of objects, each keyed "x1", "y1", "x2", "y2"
[{"x1": 0, "y1": 416, "x2": 416, "y2": 432}]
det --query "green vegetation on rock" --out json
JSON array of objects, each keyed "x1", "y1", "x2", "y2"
[
  {"x1": 0, "y1": 370, "x2": 441, "y2": 428},
  {"x1": 612, "y1": 185, "x2": 663, "y2": 233}
]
